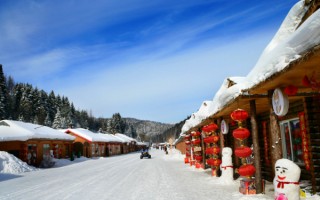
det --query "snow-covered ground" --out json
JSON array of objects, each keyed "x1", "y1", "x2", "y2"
[{"x1": 0, "y1": 150, "x2": 319, "y2": 200}]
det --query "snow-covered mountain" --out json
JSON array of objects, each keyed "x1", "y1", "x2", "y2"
[{"x1": 123, "y1": 118, "x2": 173, "y2": 138}]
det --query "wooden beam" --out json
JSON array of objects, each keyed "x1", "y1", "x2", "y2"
[
  {"x1": 250, "y1": 100, "x2": 262, "y2": 194},
  {"x1": 268, "y1": 90, "x2": 283, "y2": 176}
]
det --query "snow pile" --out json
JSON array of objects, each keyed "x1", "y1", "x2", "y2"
[
  {"x1": 162, "y1": 148, "x2": 185, "y2": 161},
  {"x1": 0, "y1": 151, "x2": 38, "y2": 174}
]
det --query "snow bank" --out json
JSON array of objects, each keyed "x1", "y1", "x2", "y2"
[{"x1": 0, "y1": 151, "x2": 38, "y2": 174}]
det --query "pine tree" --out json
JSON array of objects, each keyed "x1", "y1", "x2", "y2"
[
  {"x1": 0, "y1": 64, "x2": 8, "y2": 120},
  {"x1": 52, "y1": 109, "x2": 63, "y2": 129},
  {"x1": 44, "y1": 113, "x2": 52, "y2": 127},
  {"x1": 110, "y1": 113, "x2": 125, "y2": 134}
]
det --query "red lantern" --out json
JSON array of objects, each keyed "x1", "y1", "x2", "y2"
[
  {"x1": 284, "y1": 85, "x2": 298, "y2": 96},
  {"x1": 195, "y1": 155, "x2": 203, "y2": 161},
  {"x1": 184, "y1": 134, "x2": 191, "y2": 139},
  {"x1": 192, "y1": 139, "x2": 201, "y2": 145},
  {"x1": 191, "y1": 131, "x2": 201, "y2": 137},
  {"x1": 205, "y1": 147, "x2": 221, "y2": 155},
  {"x1": 233, "y1": 127, "x2": 250, "y2": 140},
  {"x1": 207, "y1": 158, "x2": 222, "y2": 166},
  {"x1": 202, "y1": 123, "x2": 218, "y2": 133},
  {"x1": 186, "y1": 152, "x2": 191, "y2": 157},
  {"x1": 203, "y1": 135, "x2": 219, "y2": 143},
  {"x1": 231, "y1": 109, "x2": 249, "y2": 122},
  {"x1": 238, "y1": 164, "x2": 256, "y2": 177},
  {"x1": 235, "y1": 146, "x2": 252, "y2": 158}
]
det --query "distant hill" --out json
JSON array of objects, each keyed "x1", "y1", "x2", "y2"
[{"x1": 123, "y1": 118, "x2": 173, "y2": 138}]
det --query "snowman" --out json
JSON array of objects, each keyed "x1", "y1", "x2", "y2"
[
  {"x1": 273, "y1": 159, "x2": 301, "y2": 200},
  {"x1": 219, "y1": 147, "x2": 234, "y2": 181}
]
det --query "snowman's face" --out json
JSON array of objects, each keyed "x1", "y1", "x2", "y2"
[
  {"x1": 275, "y1": 166, "x2": 288, "y2": 181},
  {"x1": 275, "y1": 159, "x2": 300, "y2": 182},
  {"x1": 222, "y1": 147, "x2": 232, "y2": 156}
]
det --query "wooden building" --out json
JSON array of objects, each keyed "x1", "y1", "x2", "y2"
[
  {"x1": 180, "y1": 0, "x2": 320, "y2": 194},
  {"x1": 0, "y1": 120, "x2": 75, "y2": 167},
  {"x1": 63, "y1": 128, "x2": 113, "y2": 158}
]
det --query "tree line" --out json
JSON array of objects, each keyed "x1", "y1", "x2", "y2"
[{"x1": 0, "y1": 65, "x2": 127, "y2": 134}]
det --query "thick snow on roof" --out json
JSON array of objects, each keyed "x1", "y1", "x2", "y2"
[
  {"x1": 102, "y1": 133, "x2": 124, "y2": 143},
  {"x1": 181, "y1": 1, "x2": 320, "y2": 134},
  {"x1": 114, "y1": 133, "x2": 137, "y2": 143},
  {"x1": 63, "y1": 128, "x2": 111, "y2": 142},
  {"x1": 0, "y1": 120, "x2": 75, "y2": 142}
]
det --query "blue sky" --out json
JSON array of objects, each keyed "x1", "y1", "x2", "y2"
[{"x1": 0, "y1": 0, "x2": 298, "y2": 124}]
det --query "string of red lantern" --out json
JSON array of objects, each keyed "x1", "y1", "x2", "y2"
[
  {"x1": 230, "y1": 108, "x2": 256, "y2": 178},
  {"x1": 202, "y1": 123, "x2": 221, "y2": 175}
]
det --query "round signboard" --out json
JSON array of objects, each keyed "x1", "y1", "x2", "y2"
[
  {"x1": 272, "y1": 88, "x2": 289, "y2": 117},
  {"x1": 221, "y1": 120, "x2": 229, "y2": 134}
]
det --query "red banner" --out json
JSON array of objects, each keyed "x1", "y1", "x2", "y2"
[
  {"x1": 262, "y1": 121, "x2": 270, "y2": 165},
  {"x1": 298, "y1": 112, "x2": 311, "y2": 170}
]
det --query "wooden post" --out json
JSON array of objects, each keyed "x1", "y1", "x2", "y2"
[
  {"x1": 250, "y1": 100, "x2": 262, "y2": 194},
  {"x1": 268, "y1": 90, "x2": 282, "y2": 175},
  {"x1": 218, "y1": 118, "x2": 225, "y2": 149}
]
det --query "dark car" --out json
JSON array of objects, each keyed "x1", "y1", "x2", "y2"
[{"x1": 140, "y1": 149, "x2": 151, "y2": 159}]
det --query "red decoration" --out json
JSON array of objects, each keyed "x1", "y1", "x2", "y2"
[
  {"x1": 194, "y1": 155, "x2": 203, "y2": 161},
  {"x1": 207, "y1": 158, "x2": 222, "y2": 166},
  {"x1": 231, "y1": 109, "x2": 249, "y2": 123},
  {"x1": 299, "y1": 112, "x2": 311, "y2": 171},
  {"x1": 238, "y1": 164, "x2": 256, "y2": 177},
  {"x1": 284, "y1": 85, "x2": 298, "y2": 96},
  {"x1": 233, "y1": 127, "x2": 250, "y2": 140},
  {"x1": 191, "y1": 131, "x2": 201, "y2": 137},
  {"x1": 192, "y1": 139, "x2": 201, "y2": 145},
  {"x1": 302, "y1": 75, "x2": 311, "y2": 87},
  {"x1": 205, "y1": 147, "x2": 221, "y2": 155},
  {"x1": 202, "y1": 123, "x2": 218, "y2": 133},
  {"x1": 235, "y1": 146, "x2": 252, "y2": 158},
  {"x1": 262, "y1": 121, "x2": 270, "y2": 165},
  {"x1": 184, "y1": 134, "x2": 191, "y2": 139},
  {"x1": 203, "y1": 135, "x2": 219, "y2": 143},
  {"x1": 185, "y1": 141, "x2": 191, "y2": 145}
]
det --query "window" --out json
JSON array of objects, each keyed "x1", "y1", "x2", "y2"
[
  {"x1": 43, "y1": 144, "x2": 50, "y2": 160},
  {"x1": 279, "y1": 118, "x2": 303, "y2": 163}
]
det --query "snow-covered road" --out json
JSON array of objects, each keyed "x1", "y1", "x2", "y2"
[{"x1": 0, "y1": 149, "x2": 314, "y2": 200}]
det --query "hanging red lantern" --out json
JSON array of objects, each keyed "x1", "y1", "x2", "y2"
[
  {"x1": 235, "y1": 146, "x2": 252, "y2": 158},
  {"x1": 194, "y1": 155, "x2": 203, "y2": 161},
  {"x1": 202, "y1": 123, "x2": 218, "y2": 133},
  {"x1": 205, "y1": 147, "x2": 221, "y2": 155},
  {"x1": 192, "y1": 139, "x2": 201, "y2": 145},
  {"x1": 207, "y1": 158, "x2": 222, "y2": 166},
  {"x1": 203, "y1": 135, "x2": 219, "y2": 143},
  {"x1": 186, "y1": 152, "x2": 191, "y2": 157},
  {"x1": 238, "y1": 164, "x2": 256, "y2": 177},
  {"x1": 233, "y1": 127, "x2": 250, "y2": 140},
  {"x1": 231, "y1": 109, "x2": 249, "y2": 123},
  {"x1": 191, "y1": 131, "x2": 201, "y2": 137},
  {"x1": 284, "y1": 85, "x2": 298, "y2": 96},
  {"x1": 184, "y1": 134, "x2": 191, "y2": 139}
]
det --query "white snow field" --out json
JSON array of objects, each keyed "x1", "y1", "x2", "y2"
[{"x1": 0, "y1": 149, "x2": 319, "y2": 200}]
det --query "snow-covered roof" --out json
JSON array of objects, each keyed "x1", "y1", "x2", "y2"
[
  {"x1": 0, "y1": 120, "x2": 75, "y2": 142},
  {"x1": 63, "y1": 128, "x2": 110, "y2": 143},
  {"x1": 181, "y1": 1, "x2": 320, "y2": 134},
  {"x1": 102, "y1": 133, "x2": 124, "y2": 143},
  {"x1": 114, "y1": 133, "x2": 137, "y2": 143}
]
